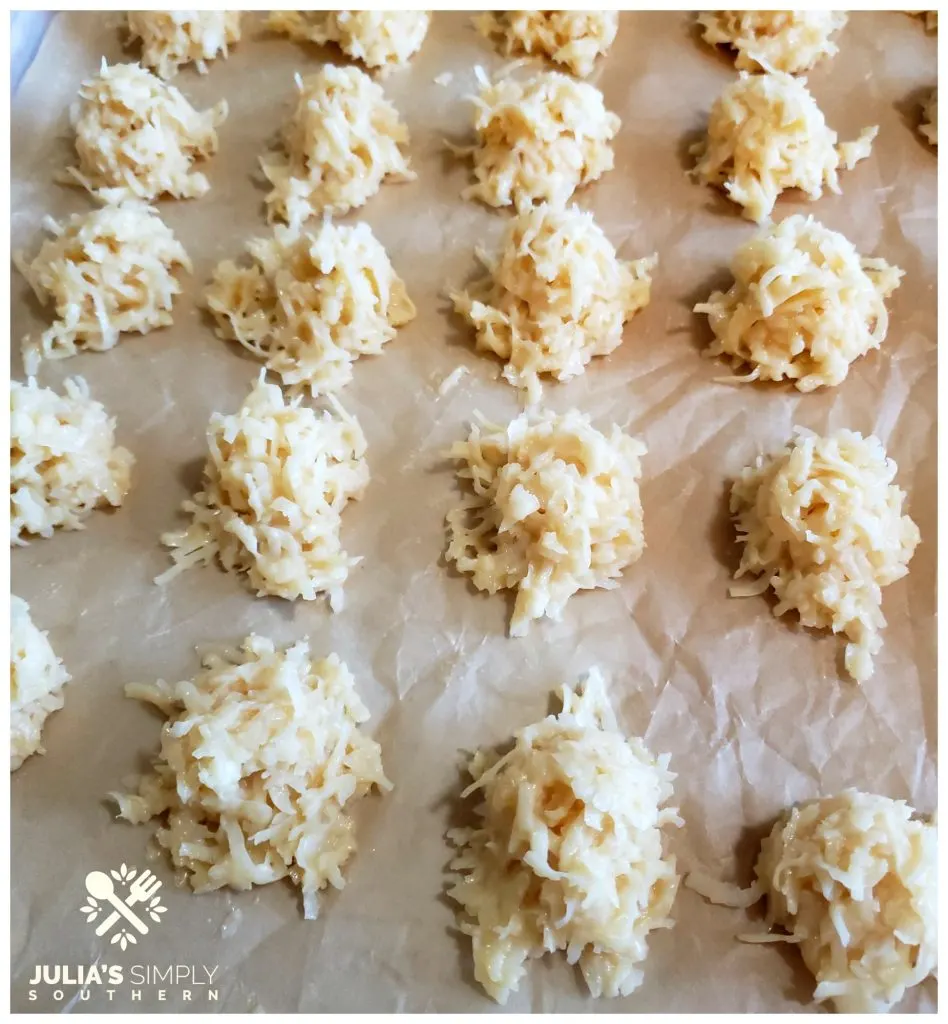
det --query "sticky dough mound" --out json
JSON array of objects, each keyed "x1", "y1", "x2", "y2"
[
  {"x1": 269, "y1": 10, "x2": 429, "y2": 70},
  {"x1": 64, "y1": 60, "x2": 227, "y2": 201},
  {"x1": 206, "y1": 220, "x2": 415, "y2": 396},
  {"x1": 112, "y1": 635, "x2": 390, "y2": 920},
  {"x1": 126, "y1": 11, "x2": 242, "y2": 78},
  {"x1": 920, "y1": 88, "x2": 937, "y2": 147},
  {"x1": 475, "y1": 11, "x2": 619, "y2": 78},
  {"x1": 695, "y1": 214, "x2": 903, "y2": 390},
  {"x1": 692, "y1": 71, "x2": 877, "y2": 223},
  {"x1": 10, "y1": 597, "x2": 70, "y2": 772},
  {"x1": 462, "y1": 67, "x2": 619, "y2": 211},
  {"x1": 446, "y1": 409, "x2": 646, "y2": 636},
  {"x1": 262, "y1": 65, "x2": 413, "y2": 227},
  {"x1": 11, "y1": 378, "x2": 134, "y2": 545},
  {"x1": 697, "y1": 11, "x2": 847, "y2": 74},
  {"x1": 15, "y1": 202, "x2": 191, "y2": 376},
  {"x1": 756, "y1": 790, "x2": 936, "y2": 1012},
  {"x1": 451, "y1": 202, "x2": 654, "y2": 400},
  {"x1": 731, "y1": 428, "x2": 919, "y2": 682},
  {"x1": 159, "y1": 375, "x2": 369, "y2": 608},
  {"x1": 449, "y1": 668, "x2": 680, "y2": 1004}
]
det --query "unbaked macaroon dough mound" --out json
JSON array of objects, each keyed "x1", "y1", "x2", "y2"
[
  {"x1": 11, "y1": 377, "x2": 134, "y2": 545},
  {"x1": 461, "y1": 66, "x2": 620, "y2": 210},
  {"x1": 64, "y1": 60, "x2": 227, "y2": 201},
  {"x1": 919, "y1": 88, "x2": 937, "y2": 147},
  {"x1": 446, "y1": 409, "x2": 646, "y2": 636},
  {"x1": 111, "y1": 635, "x2": 391, "y2": 920},
  {"x1": 268, "y1": 10, "x2": 430, "y2": 71},
  {"x1": 757, "y1": 791, "x2": 936, "y2": 1012},
  {"x1": 694, "y1": 214, "x2": 903, "y2": 390},
  {"x1": 205, "y1": 219, "x2": 415, "y2": 396},
  {"x1": 451, "y1": 202, "x2": 655, "y2": 401},
  {"x1": 730, "y1": 428, "x2": 919, "y2": 682},
  {"x1": 692, "y1": 71, "x2": 877, "y2": 223},
  {"x1": 475, "y1": 11, "x2": 619, "y2": 78},
  {"x1": 449, "y1": 667, "x2": 680, "y2": 1004},
  {"x1": 158, "y1": 374, "x2": 369, "y2": 608},
  {"x1": 126, "y1": 11, "x2": 242, "y2": 79},
  {"x1": 696, "y1": 11, "x2": 848, "y2": 74},
  {"x1": 10, "y1": 596, "x2": 70, "y2": 772},
  {"x1": 261, "y1": 65, "x2": 413, "y2": 227},
  {"x1": 15, "y1": 201, "x2": 191, "y2": 376}
]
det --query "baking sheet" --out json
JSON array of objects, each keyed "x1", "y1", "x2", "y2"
[{"x1": 9, "y1": 11, "x2": 937, "y2": 1014}]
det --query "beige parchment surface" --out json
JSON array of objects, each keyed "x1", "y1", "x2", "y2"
[{"x1": 10, "y1": 10, "x2": 937, "y2": 1014}]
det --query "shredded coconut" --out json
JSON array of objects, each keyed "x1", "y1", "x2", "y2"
[
  {"x1": 268, "y1": 11, "x2": 429, "y2": 71},
  {"x1": 11, "y1": 377, "x2": 134, "y2": 545},
  {"x1": 755, "y1": 791, "x2": 937, "y2": 1012},
  {"x1": 919, "y1": 88, "x2": 937, "y2": 147},
  {"x1": 692, "y1": 70, "x2": 877, "y2": 223},
  {"x1": 460, "y1": 66, "x2": 619, "y2": 211},
  {"x1": 261, "y1": 64, "x2": 413, "y2": 227},
  {"x1": 730, "y1": 428, "x2": 919, "y2": 682},
  {"x1": 437, "y1": 366, "x2": 469, "y2": 395},
  {"x1": 695, "y1": 214, "x2": 903, "y2": 390},
  {"x1": 452, "y1": 202, "x2": 654, "y2": 401},
  {"x1": 696, "y1": 11, "x2": 847, "y2": 74},
  {"x1": 449, "y1": 668, "x2": 680, "y2": 1004},
  {"x1": 10, "y1": 596, "x2": 70, "y2": 772},
  {"x1": 126, "y1": 11, "x2": 242, "y2": 79},
  {"x1": 158, "y1": 374, "x2": 368, "y2": 609},
  {"x1": 475, "y1": 11, "x2": 619, "y2": 78},
  {"x1": 63, "y1": 60, "x2": 227, "y2": 201},
  {"x1": 446, "y1": 409, "x2": 646, "y2": 636},
  {"x1": 15, "y1": 202, "x2": 191, "y2": 376},
  {"x1": 111, "y1": 635, "x2": 390, "y2": 920},
  {"x1": 205, "y1": 220, "x2": 415, "y2": 396}
]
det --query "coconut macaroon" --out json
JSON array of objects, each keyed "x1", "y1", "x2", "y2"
[
  {"x1": 756, "y1": 791, "x2": 936, "y2": 1012},
  {"x1": 261, "y1": 65, "x2": 413, "y2": 227},
  {"x1": 475, "y1": 11, "x2": 619, "y2": 78},
  {"x1": 63, "y1": 60, "x2": 227, "y2": 201},
  {"x1": 15, "y1": 202, "x2": 191, "y2": 376},
  {"x1": 11, "y1": 378, "x2": 134, "y2": 545},
  {"x1": 696, "y1": 11, "x2": 848, "y2": 74},
  {"x1": 159, "y1": 375, "x2": 369, "y2": 609},
  {"x1": 730, "y1": 428, "x2": 919, "y2": 682},
  {"x1": 460, "y1": 66, "x2": 619, "y2": 211},
  {"x1": 205, "y1": 220, "x2": 415, "y2": 396},
  {"x1": 446, "y1": 409, "x2": 646, "y2": 636},
  {"x1": 268, "y1": 10, "x2": 430, "y2": 71},
  {"x1": 112, "y1": 635, "x2": 391, "y2": 919},
  {"x1": 449, "y1": 668, "x2": 680, "y2": 1004},
  {"x1": 451, "y1": 203, "x2": 654, "y2": 400},
  {"x1": 695, "y1": 215, "x2": 903, "y2": 390},
  {"x1": 10, "y1": 597, "x2": 70, "y2": 772},
  {"x1": 126, "y1": 11, "x2": 242, "y2": 79},
  {"x1": 919, "y1": 88, "x2": 937, "y2": 147},
  {"x1": 692, "y1": 71, "x2": 877, "y2": 223}
]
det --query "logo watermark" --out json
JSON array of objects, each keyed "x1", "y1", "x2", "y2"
[
  {"x1": 22, "y1": 862, "x2": 219, "y2": 1008},
  {"x1": 80, "y1": 863, "x2": 166, "y2": 950}
]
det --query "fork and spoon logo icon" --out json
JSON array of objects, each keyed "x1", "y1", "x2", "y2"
[{"x1": 80, "y1": 864, "x2": 167, "y2": 949}]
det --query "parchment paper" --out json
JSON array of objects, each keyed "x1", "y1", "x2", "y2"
[{"x1": 10, "y1": 11, "x2": 937, "y2": 1014}]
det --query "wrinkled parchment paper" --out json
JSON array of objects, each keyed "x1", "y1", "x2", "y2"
[{"x1": 10, "y1": 11, "x2": 936, "y2": 1014}]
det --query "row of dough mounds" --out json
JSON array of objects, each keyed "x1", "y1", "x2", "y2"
[{"x1": 8, "y1": 368, "x2": 919, "y2": 685}]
